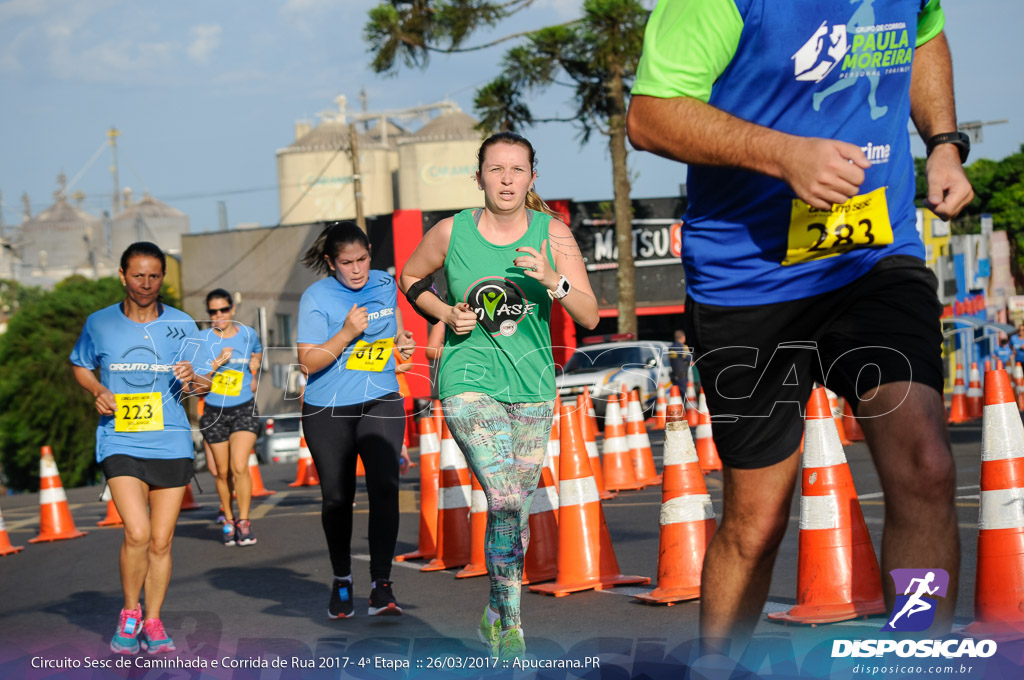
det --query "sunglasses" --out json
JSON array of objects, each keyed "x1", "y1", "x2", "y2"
[{"x1": 208, "y1": 306, "x2": 232, "y2": 315}]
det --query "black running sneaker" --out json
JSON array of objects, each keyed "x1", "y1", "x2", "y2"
[
  {"x1": 235, "y1": 519, "x2": 256, "y2": 546},
  {"x1": 367, "y1": 579, "x2": 403, "y2": 616},
  {"x1": 328, "y1": 577, "x2": 354, "y2": 619}
]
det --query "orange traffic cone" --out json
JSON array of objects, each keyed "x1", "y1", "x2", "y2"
[
  {"x1": 581, "y1": 386, "x2": 599, "y2": 437},
  {"x1": 432, "y1": 399, "x2": 444, "y2": 440},
  {"x1": 668, "y1": 385, "x2": 684, "y2": 419},
  {"x1": 29, "y1": 446, "x2": 87, "y2": 543},
  {"x1": 694, "y1": 390, "x2": 723, "y2": 473},
  {"x1": 456, "y1": 472, "x2": 488, "y2": 578},
  {"x1": 967, "y1": 362, "x2": 984, "y2": 420},
  {"x1": 529, "y1": 406, "x2": 650, "y2": 596},
  {"x1": 601, "y1": 394, "x2": 645, "y2": 491},
  {"x1": 546, "y1": 413, "x2": 560, "y2": 487},
  {"x1": 635, "y1": 405, "x2": 716, "y2": 604},
  {"x1": 1014, "y1": 362, "x2": 1024, "y2": 411},
  {"x1": 963, "y1": 368, "x2": 1024, "y2": 641},
  {"x1": 289, "y1": 437, "x2": 320, "y2": 487},
  {"x1": 0, "y1": 503, "x2": 24, "y2": 556},
  {"x1": 356, "y1": 454, "x2": 365, "y2": 478},
  {"x1": 841, "y1": 400, "x2": 865, "y2": 442},
  {"x1": 949, "y1": 364, "x2": 970, "y2": 424},
  {"x1": 578, "y1": 395, "x2": 614, "y2": 500},
  {"x1": 826, "y1": 388, "x2": 852, "y2": 446},
  {"x1": 651, "y1": 387, "x2": 667, "y2": 430},
  {"x1": 685, "y1": 371, "x2": 700, "y2": 429},
  {"x1": 180, "y1": 484, "x2": 202, "y2": 511},
  {"x1": 248, "y1": 452, "x2": 276, "y2": 497},
  {"x1": 397, "y1": 417, "x2": 440, "y2": 562},
  {"x1": 97, "y1": 484, "x2": 123, "y2": 527},
  {"x1": 422, "y1": 419, "x2": 472, "y2": 571},
  {"x1": 767, "y1": 387, "x2": 885, "y2": 624},
  {"x1": 523, "y1": 458, "x2": 559, "y2": 585},
  {"x1": 626, "y1": 390, "x2": 662, "y2": 485}
]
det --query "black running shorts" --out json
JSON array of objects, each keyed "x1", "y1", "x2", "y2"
[
  {"x1": 200, "y1": 399, "x2": 260, "y2": 445},
  {"x1": 684, "y1": 256, "x2": 944, "y2": 470},
  {"x1": 102, "y1": 455, "x2": 194, "y2": 488}
]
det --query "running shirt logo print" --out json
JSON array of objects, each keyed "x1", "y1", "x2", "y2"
[
  {"x1": 466, "y1": 277, "x2": 534, "y2": 338},
  {"x1": 881, "y1": 568, "x2": 949, "y2": 632},
  {"x1": 792, "y1": 20, "x2": 849, "y2": 82}
]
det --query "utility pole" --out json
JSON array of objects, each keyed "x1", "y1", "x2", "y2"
[
  {"x1": 108, "y1": 127, "x2": 121, "y2": 215},
  {"x1": 348, "y1": 122, "x2": 366, "y2": 232}
]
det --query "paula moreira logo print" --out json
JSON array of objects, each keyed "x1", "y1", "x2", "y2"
[{"x1": 881, "y1": 568, "x2": 949, "y2": 632}]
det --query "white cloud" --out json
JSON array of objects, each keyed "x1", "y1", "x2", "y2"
[
  {"x1": 187, "y1": 23, "x2": 222, "y2": 63},
  {"x1": 0, "y1": 25, "x2": 32, "y2": 72}
]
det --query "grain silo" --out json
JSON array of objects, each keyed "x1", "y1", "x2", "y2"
[
  {"x1": 397, "y1": 108, "x2": 484, "y2": 212},
  {"x1": 111, "y1": 189, "x2": 190, "y2": 258},
  {"x1": 21, "y1": 180, "x2": 111, "y2": 284},
  {"x1": 276, "y1": 95, "x2": 397, "y2": 226}
]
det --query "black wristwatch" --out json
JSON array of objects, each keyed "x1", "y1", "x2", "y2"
[{"x1": 925, "y1": 131, "x2": 970, "y2": 164}]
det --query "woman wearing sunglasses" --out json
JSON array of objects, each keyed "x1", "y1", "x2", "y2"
[{"x1": 198, "y1": 288, "x2": 263, "y2": 547}]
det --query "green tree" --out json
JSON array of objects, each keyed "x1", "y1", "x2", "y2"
[
  {"x1": 365, "y1": 0, "x2": 649, "y2": 334},
  {"x1": 0, "y1": 276, "x2": 180, "y2": 491}
]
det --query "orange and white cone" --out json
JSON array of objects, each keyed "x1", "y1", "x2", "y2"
[
  {"x1": 432, "y1": 399, "x2": 444, "y2": 441},
  {"x1": 29, "y1": 446, "x2": 87, "y2": 543},
  {"x1": 0, "y1": 503, "x2": 24, "y2": 556},
  {"x1": 635, "y1": 405, "x2": 716, "y2": 604},
  {"x1": 582, "y1": 387, "x2": 599, "y2": 439},
  {"x1": 601, "y1": 394, "x2": 645, "y2": 491},
  {"x1": 695, "y1": 390, "x2": 723, "y2": 473},
  {"x1": 546, "y1": 413, "x2": 560, "y2": 487},
  {"x1": 523, "y1": 457, "x2": 559, "y2": 585},
  {"x1": 529, "y1": 406, "x2": 650, "y2": 596},
  {"x1": 422, "y1": 419, "x2": 472, "y2": 572},
  {"x1": 397, "y1": 416, "x2": 440, "y2": 562},
  {"x1": 97, "y1": 484, "x2": 123, "y2": 527},
  {"x1": 948, "y1": 364, "x2": 970, "y2": 424},
  {"x1": 967, "y1": 362, "x2": 984, "y2": 420},
  {"x1": 289, "y1": 436, "x2": 320, "y2": 487},
  {"x1": 626, "y1": 390, "x2": 662, "y2": 485},
  {"x1": 651, "y1": 386, "x2": 667, "y2": 430},
  {"x1": 578, "y1": 395, "x2": 614, "y2": 500},
  {"x1": 456, "y1": 472, "x2": 488, "y2": 578},
  {"x1": 685, "y1": 370, "x2": 700, "y2": 429},
  {"x1": 248, "y1": 451, "x2": 276, "y2": 497},
  {"x1": 841, "y1": 400, "x2": 865, "y2": 443},
  {"x1": 180, "y1": 484, "x2": 203, "y2": 511},
  {"x1": 356, "y1": 454, "x2": 365, "y2": 478},
  {"x1": 1014, "y1": 362, "x2": 1024, "y2": 411},
  {"x1": 963, "y1": 368, "x2": 1024, "y2": 641},
  {"x1": 668, "y1": 385, "x2": 684, "y2": 418},
  {"x1": 767, "y1": 387, "x2": 885, "y2": 624},
  {"x1": 826, "y1": 388, "x2": 852, "y2": 446}
]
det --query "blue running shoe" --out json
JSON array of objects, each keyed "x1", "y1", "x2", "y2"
[
  {"x1": 328, "y1": 577, "x2": 354, "y2": 619},
  {"x1": 110, "y1": 606, "x2": 142, "y2": 655},
  {"x1": 222, "y1": 521, "x2": 236, "y2": 546}
]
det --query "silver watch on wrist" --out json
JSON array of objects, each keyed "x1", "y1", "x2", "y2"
[{"x1": 547, "y1": 274, "x2": 571, "y2": 300}]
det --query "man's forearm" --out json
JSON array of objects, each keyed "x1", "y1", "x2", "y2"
[{"x1": 909, "y1": 32, "x2": 958, "y2": 139}]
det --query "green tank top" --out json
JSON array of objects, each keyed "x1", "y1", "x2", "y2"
[{"x1": 439, "y1": 208, "x2": 556, "y2": 403}]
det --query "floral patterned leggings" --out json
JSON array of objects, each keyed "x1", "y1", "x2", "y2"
[{"x1": 442, "y1": 392, "x2": 554, "y2": 629}]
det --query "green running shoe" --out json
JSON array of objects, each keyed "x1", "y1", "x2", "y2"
[
  {"x1": 478, "y1": 607, "x2": 500, "y2": 654},
  {"x1": 497, "y1": 628, "x2": 525, "y2": 661}
]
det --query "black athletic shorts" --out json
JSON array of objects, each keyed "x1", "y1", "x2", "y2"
[
  {"x1": 200, "y1": 399, "x2": 260, "y2": 445},
  {"x1": 684, "y1": 255, "x2": 944, "y2": 470},
  {"x1": 102, "y1": 455, "x2": 194, "y2": 488}
]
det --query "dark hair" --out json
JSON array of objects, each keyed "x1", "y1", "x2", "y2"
[
  {"x1": 120, "y1": 241, "x2": 166, "y2": 273},
  {"x1": 477, "y1": 132, "x2": 562, "y2": 219},
  {"x1": 302, "y1": 221, "x2": 370, "y2": 277},
  {"x1": 205, "y1": 288, "x2": 233, "y2": 306}
]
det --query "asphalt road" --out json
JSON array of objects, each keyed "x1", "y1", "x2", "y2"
[{"x1": 1, "y1": 419, "x2": 1023, "y2": 680}]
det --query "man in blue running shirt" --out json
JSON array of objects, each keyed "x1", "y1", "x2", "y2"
[{"x1": 628, "y1": 0, "x2": 973, "y2": 653}]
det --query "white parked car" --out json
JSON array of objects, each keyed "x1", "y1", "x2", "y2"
[
  {"x1": 254, "y1": 414, "x2": 303, "y2": 464},
  {"x1": 556, "y1": 339, "x2": 673, "y2": 418}
]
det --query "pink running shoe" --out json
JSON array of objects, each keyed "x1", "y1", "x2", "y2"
[
  {"x1": 139, "y1": 618, "x2": 176, "y2": 654},
  {"x1": 110, "y1": 606, "x2": 142, "y2": 654}
]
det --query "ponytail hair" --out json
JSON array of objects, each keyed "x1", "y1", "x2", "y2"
[
  {"x1": 525, "y1": 189, "x2": 563, "y2": 220},
  {"x1": 302, "y1": 221, "x2": 370, "y2": 277}
]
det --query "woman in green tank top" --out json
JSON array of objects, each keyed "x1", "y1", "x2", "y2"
[{"x1": 400, "y1": 132, "x2": 598, "y2": 659}]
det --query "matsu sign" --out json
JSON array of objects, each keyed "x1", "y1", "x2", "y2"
[{"x1": 584, "y1": 218, "x2": 682, "y2": 271}]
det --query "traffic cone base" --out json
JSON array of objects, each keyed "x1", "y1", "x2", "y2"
[
  {"x1": 30, "y1": 447, "x2": 87, "y2": 543},
  {"x1": 179, "y1": 485, "x2": 203, "y2": 511},
  {"x1": 523, "y1": 464, "x2": 559, "y2": 585},
  {"x1": 456, "y1": 476, "x2": 488, "y2": 578},
  {"x1": 0, "y1": 506, "x2": 24, "y2": 556},
  {"x1": 397, "y1": 418, "x2": 440, "y2": 562},
  {"x1": 289, "y1": 437, "x2": 320, "y2": 487},
  {"x1": 422, "y1": 420, "x2": 471, "y2": 572},
  {"x1": 248, "y1": 452, "x2": 276, "y2": 497},
  {"x1": 97, "y1": 499, "x2": 123, "y2": 527}
]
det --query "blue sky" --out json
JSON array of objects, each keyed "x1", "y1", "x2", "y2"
[{"x1": 0, "y1": 0, "x2": 1020, "y2": 232}]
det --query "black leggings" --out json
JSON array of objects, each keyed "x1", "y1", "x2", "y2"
[{"x1": 302, "y1": 394, "x2": 405, "y2": 581}]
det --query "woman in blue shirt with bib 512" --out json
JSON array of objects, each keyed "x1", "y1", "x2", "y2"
[
  {"x1": 199, "y1": 288, "x2": 263, "y2": 547},
  {"x1": 297, "y1": 221, "x2": 415, "y2": 619},
  {"x1": 70, "y1": 241, "x2": 210, "y2": 656}
]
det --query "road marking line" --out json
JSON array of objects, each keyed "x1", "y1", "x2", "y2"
[{"x1": 249, "y1": 491, "x2": 291, "y2": 519}]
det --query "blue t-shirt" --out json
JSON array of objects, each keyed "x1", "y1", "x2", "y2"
[
  {"x1": 70, "y1": 303, "x2": 200, "y2": 462},
  {"x1": 633, "y1": 0, "x2": 944, "y2": 305},
  {"x1": 199, "y1": 325, "x2": 263, "y2": 408},
  {"x1": 297, "y1": 270, "x2": 400, "y2": 407},
  {"x1": 1009, "y1": 334, "x2": 1024, "y2": 365}
]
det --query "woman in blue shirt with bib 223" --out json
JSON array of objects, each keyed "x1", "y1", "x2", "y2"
[
  {"x1": 70, "y1": 241, "x2": 210, "y2": 656},
  {"x1": 198, "y1": 288, "x2": 263, "y2": 547},
  {"x1": 297, "y1": 221, "x2": 415, "y2": 619}
]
